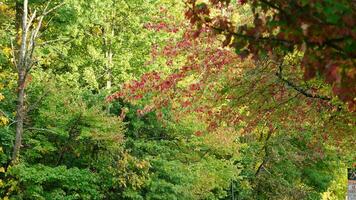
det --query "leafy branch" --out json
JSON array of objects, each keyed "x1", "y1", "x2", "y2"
[{"x1": 275, "y1": 62, "x2": 331, "y2": 101}]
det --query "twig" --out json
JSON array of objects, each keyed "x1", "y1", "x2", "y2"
[
  {"x1": 0, "y1": 109, "x2": 15, "y2": 122},
  {"x1": 255, "y1": 129, "x2": 273, "y2": 176},
  {"x1": 38, "y1": 37, "x2": 70, "y2": 46},
  {"x1": 26, "y1": 10, "x2": 37, "y2": 34},
  {"x1": 26, "y1": 127, "x2": 61, "y2": 135},
  {"x1": 7, "y1": 120, "x2": 18, "y2": 128},
  {"x1": 26, "y1": 92, "x2": 48, "y2": 112},
  {"x1": 10, "y1": 38, "x2": 18, "y2": 67},
  {"x1": 275, "y1": 63, "x2": 331, "y2": 101},
  {"x1": 43, "y1": 2, "x2": 65, "y2": 15}
]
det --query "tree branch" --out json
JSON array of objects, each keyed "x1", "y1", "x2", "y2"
[
  {"x1": 26, "y1": 127, "x2": 61, "y2": 135},
  {"x1": 255, "y1": 129, "x2": 272, "y2": 176},
  {"x1": 212, "y1": 26, "x2": 352, "y2": 58},
  {"x1": 275, "y1": 63, "x2": 331, "y2": 101},
  {"x1": 259, "y1": 0, "x2": 289, "y2": 17},
  {"x1": 10, "y1": 38, "x2": 18, "y2": 67},
  {"x1": 0, "y1": 109, "x2": 15, "y2": 122},
  {"x1": 26, "y1": 10, "x2": 37, "y2": 34},
  {"x1": 43, "y1": 2, "x2": 65, "y2": 16},
  {"x1": 26, "y1": 1, "x2": 66, "y2": 74},
  {"x1": 26, "y1": 92, "x2": 49, "y2": 112}
]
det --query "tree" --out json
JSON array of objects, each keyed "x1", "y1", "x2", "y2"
[
  {"x1": 36, "y1": 0, "x2": 169, "y2": 91},
  {"x1": 184, "y1": 0, "x2": 356, "y2": 110},
  {"x1": 11, "y1": 0, "x2": 64, "y2": 162}
]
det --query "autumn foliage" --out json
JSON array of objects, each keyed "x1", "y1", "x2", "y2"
[{"x1": 184, "y1": 0, "x2": 356, "y2": 110}]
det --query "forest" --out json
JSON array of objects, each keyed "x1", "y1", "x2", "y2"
[{"x1": 0, "y1": 0, "x2": 355, "y2": 199}]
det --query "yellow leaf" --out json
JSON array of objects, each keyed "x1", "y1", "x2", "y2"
[
  {"x1": 0, "y1": 116, "x2": 9, "y2": 126},
  {"x1": 0, "y1": 167, "x2": 5, "y2": 173},
  {"x1": 0, "y1": 4, "x2": 9, "y2": 12},
  {"x1": 2, "y1": 47, "x2": 12, "y2": 57}
]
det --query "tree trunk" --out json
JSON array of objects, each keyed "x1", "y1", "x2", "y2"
[
  {"x1": 106, "y1": 46, "x2": 113, "y2": 90},
  {"x1": 105, "y1": 26, "x2": 114, "y2": 113},
  {"x1": 105, "y1": 44, "x2": 113, "y2": 113},
  {"x1": 12, "y1": 0, "x2": 28, "y2": 163},
  {"x1": 12, "y1": 73, "x2": 25, "y2": 161},
  {"x1": 105, "y1": 27, "x2": 114, "y2": 91}
]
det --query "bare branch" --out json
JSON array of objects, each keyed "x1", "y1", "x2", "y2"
[
  {"x1": 10, "y1": 38, "x2": 18, "y2": 67},
  {"x1": 26, "y1": 15, "x2": 44, "y2": 72},
  {"x1": 26, "y1": 127, "x2": 61, "y2": 135},
  {"x1": 43, "y1": 2, "x2": 65, "y2": 16},
  {"x1": 42, "y1": 0, "x2": 52, "y2": 15},
  {"x1": 26, "y1": 10, "x2": 37, "y2": 34},
  {"x1": 38, "y1": 37, "x2": 71, "y2": 46},
  {"x1": 18, "y1": 0, "x2": 29, "y2": 70},
  {"x1": 26, "y1": 1, "x2": 66, "y2": 72}
]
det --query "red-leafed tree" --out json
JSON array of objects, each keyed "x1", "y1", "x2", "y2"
[
  {"x1": 184, "y1": 0, "x2": 356, "y2": 110},
  {"x1": 109, "y1": 15, "x2": 354, "y2": 142}
]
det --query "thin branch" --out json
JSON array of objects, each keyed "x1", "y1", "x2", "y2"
[
  {"x1": 25, "y1": 0, "x2": 50, "y2": 63},
  {"x1": 26, "y1": 10, "x2": 37, "y2": 34},
  {"x1": 213, "y1": 26, "x2": 351, "y2": 55},
  {"x1": 43, "y1": 2, "x2": 65, "y2": 16},
  {"x1": 18, "y1": 0, "x2": 29, "y2": 70},
  {"x1": 42, "y1": 0, "x2": 52, "y2": 15},
  {"x1": 26, "y1": 16, "x2": 44, "y2": 74},
  {"x1": 211, "y1": 26, "x2": 352, "y2": 58},
  {"x1": 262, "y1": 93, "x2": 300, "y2": 114},
  {"x1": 0, "y1": 109, "x2": 15, "y2": 122},
  {"x1": 26, "y1": 92, "x2": 49, "y2": 112},
  {"x1": 255, "y1": 129, "x2": 273, "y2": 176},
  {"x1": 27, "y1": 28, "x2": 37, "y2": 61},
  {"x1": 39, "y1": 16, "x2": 55, "y2": 35},
  {"x1": 26, "y1": 127, "x2": 61, "y2": 135},
  {"x1": 212, "y1": 26, "x2": 293, "y2": 44},
  {"x1": 7, "y1": 120, "x2": 17, "y2": 128},
  {"x1": 25, "y1": 1, "x2": 66, "y2": 74},
  {"x1": 259, "y1": 0, "x2": 289, "y2": 17},
  {"x1": 275, "y1": 63, "x2": 331, "y2": 101},
  {"x1": 38, "y1": 37, "x2": 70, "y2": 46},
  {"x1": 10, "y1": 38, "x2": 18, "y2": 67}
]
